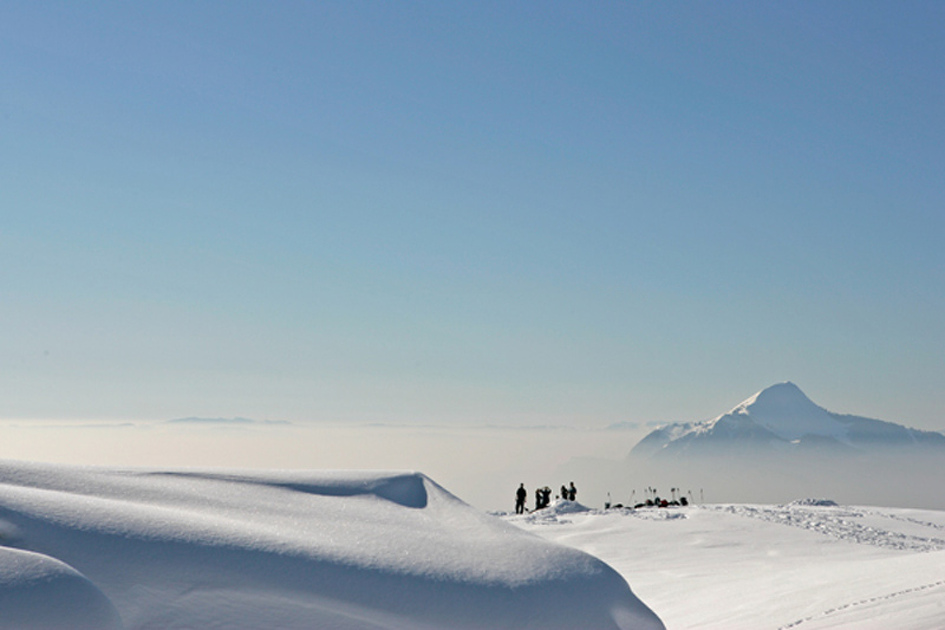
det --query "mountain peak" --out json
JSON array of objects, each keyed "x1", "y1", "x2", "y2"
[
  {"x1": 761, "y1": 381, "x2": 804, "y2": 396},
  {"x1": 727, "y1": 382, "x2": 844, "y2": 441},
  {"x1": 736, "y1": 382, "x2": 815, "y2": 414},
  {"x1": 629, "y1": 382, "x2": 945, "y2": 462}
]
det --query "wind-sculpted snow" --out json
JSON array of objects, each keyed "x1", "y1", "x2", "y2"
[
  {"x1": 0, "y1": 546, "x2": 122, "y2": 630},
  {"x1": 711, "y1": 503, "x2": 945, "y2": 552},
  {"x1": 0, "y1": 461, "x2": 663, "y2": 630}
]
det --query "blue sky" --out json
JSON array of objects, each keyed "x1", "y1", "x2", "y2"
[{"x1": 2, "y1": 1, "x2": 944, "y2": 429}]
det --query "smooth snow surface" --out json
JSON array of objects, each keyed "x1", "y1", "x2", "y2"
[
  {"x1": 0, "y1": 461, "x2": 663, "y2": 630},
  {"x1": 508, "y1": 502, "x2": 945, "y2": 629},
  {"x1": 0, "y1": 546, "x2": 122, "y2": 630}
]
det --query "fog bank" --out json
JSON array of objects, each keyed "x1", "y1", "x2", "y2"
[{"x1": 0, "y1": 420, "x2": 646, "y2": 512}]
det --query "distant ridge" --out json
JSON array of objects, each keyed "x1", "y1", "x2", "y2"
[
  {"x1": 166, "y1": 417, "x2": 291, "y2": 426},
  {"x1": 631, "y1": 382, "x2": 945, "y2": 459}
]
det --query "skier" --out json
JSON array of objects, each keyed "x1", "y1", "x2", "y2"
[{"x1": 568, "y1": 482, "x2": 577, "y2": 501}]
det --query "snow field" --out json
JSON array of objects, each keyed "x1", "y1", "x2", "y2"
[{"x1": 508, "y1": 501, "x2": 945, "y2": 630}]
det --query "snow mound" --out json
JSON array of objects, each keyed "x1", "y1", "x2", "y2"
[
  {"x1": 548, "y1": 498, "x2": 593, "y2": 515},
  {"x1": 0, "y1": 546, "x2": 123, "y2": 630},
  {"x1": 789, "y1": 498, "x2": 839, "y2": 507},
  {"x1": 510, "y1": 499, "x2": 594, "y2": 526},
  {"x1": 0, "y1": 461, "x2": 663, "y2": 630}
]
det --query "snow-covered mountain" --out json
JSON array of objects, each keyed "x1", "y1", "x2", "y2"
[
  {"x1": 631, "y1": 382, "x2": 945, "y2": 459},
  {"x1": 547, "y1": 382, "x2": 945, "y2": 509}
]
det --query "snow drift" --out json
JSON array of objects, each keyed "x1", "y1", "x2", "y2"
[{"x1": 0, "y1": 461, "x2": 663, "y2": 630}]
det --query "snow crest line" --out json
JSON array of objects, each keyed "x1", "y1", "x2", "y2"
[
  {"x1": 776, "y1": 580, "x2": 945, "y2": 629},
  {"x1": 710, "y1": 505, "x2": 945, "y2": 552}
]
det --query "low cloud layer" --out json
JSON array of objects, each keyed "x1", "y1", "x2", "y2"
[
  {"x1": 3, "y1": 416, "x2": 943, "y2": 512},
  {"x1": 0, "y1": 420, "x2": 646, "y2": 511},
  {"x1": 166, "y1": 417, "x2": 292, "y2": 426}
]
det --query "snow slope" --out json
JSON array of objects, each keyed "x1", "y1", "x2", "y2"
[
  {"x1": 0, "y1": 461, "x2": 663, "y2": 630},
  {"x1": 508, "y1": 501, "x2": 945, "y2": 629}
]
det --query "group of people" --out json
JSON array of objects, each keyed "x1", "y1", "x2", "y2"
[
  {"x1": 512, "y1": 483, "x2": 698, "y2": 514},
  {"x1": 514, "y1": 482, "x2": 577, "y2": 514}
]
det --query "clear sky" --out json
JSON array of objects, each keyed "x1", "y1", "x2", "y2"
[{"x1": 2, "y1": 1, "x2": 944, "y2": 431}]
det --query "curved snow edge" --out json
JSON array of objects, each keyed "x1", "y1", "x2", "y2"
[{"x1": 0, "y1": 546, "x2": 123, "y2": 630}]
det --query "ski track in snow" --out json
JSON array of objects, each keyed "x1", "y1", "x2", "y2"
[
  {"x1": 709, "y1": 504, "x2": 945, "y2": 552},
  {"x1": 777, "y1": 580, "x2": 945, "y2": 629},
  {"x1": 866, "y1": 509, "x2": 945, "y2": 534}
]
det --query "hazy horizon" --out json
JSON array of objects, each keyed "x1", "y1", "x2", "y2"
[{"x1": 3, "y1": 380, "x2": 943, "y2": 512}]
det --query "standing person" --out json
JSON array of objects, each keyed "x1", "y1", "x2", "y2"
[
  {"x1": 568, "y1": 482, "x2": 577, "y2": 502},
  {"x1": 515, "y1": 483, "x2": 527, "y2": 514},
  {"x1": 560, "y1": 484, "x2": 569, "y2": 501}
]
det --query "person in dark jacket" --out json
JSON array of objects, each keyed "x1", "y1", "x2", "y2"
[
  {"x1": 568, "y1": 482, "x2": 577, "y2": 501},
  {"x1": 515, "y1": 483, "x2": 527, "y2": 514}
]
